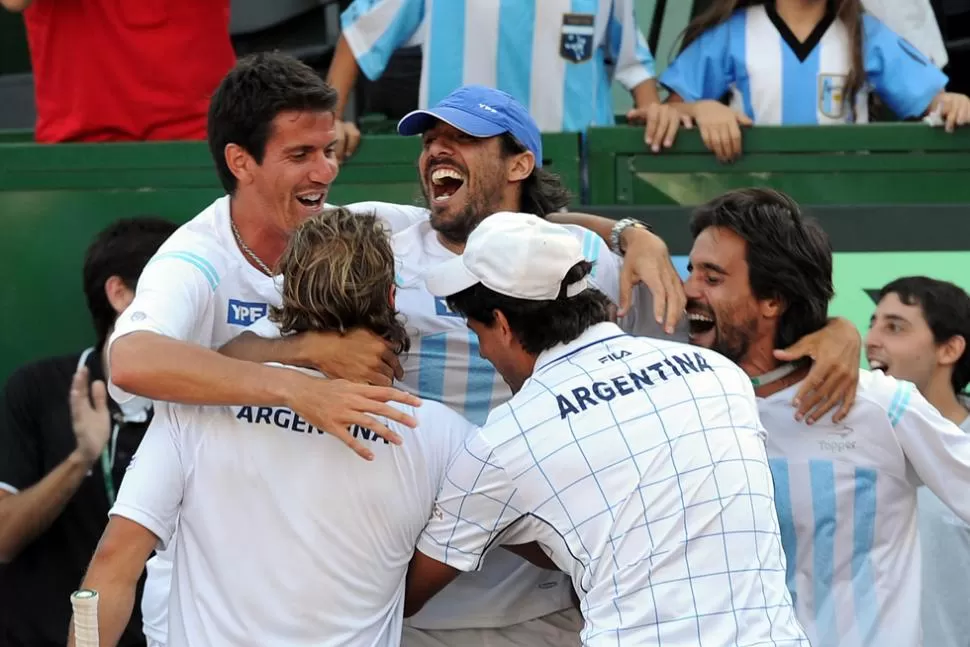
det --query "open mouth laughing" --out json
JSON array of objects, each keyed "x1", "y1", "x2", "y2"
[
  {"x1": 687, "y1": 308, "x2": 716, "y2": 346},
  {"x1": 428, "y1": 165, "x2": 466, "y2": 205},
  {"x1": 295, "y1": 189, "x2": 326, "y2": 214},
  {"x1": 866, "y1": 356, "x2": 888, "y2": 373}
]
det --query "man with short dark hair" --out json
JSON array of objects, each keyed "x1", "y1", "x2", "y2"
[
  {"x1": 103, "y1": 51, "x2": 425, "y2": 647},
  {"x1": 865, "y1": 276, "x2": 970, "y2": 647},
  {"x1": 402, "y1": 211, "x2": 810, "y2": 646},
  {"x1": 0, "y1": 216, "x2": 177, "y2": 647},
  {"x1": 683, "y1": 188, "x2": 970, "y2": 647}
]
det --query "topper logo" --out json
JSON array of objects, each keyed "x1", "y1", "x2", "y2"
[
  {"x1": 478, "y1": 103, "x2": 498, "y2": 114},
  {"x1": 227, "y1": 299, "x2": 268, "y2": 326}
]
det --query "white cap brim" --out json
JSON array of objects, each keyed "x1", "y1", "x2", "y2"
[{"x1": 424, "y1": 257, "x2": 483, "y2": 298}]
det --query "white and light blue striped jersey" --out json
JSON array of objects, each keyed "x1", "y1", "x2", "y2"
[
  {"x1": 391, "y1": 213, "x2": 664, "y2": 426},
  {"x1": 340, "y1": 0, "x2": 655, "y2": 132},
  {"x1": 418, "y1": 322, "x2": 809, "y2": 646},
  {"x1": 758, "y1": 369, "x2": 970, "y2": 647},
  {"x1": 918, "y1": 399, "x2": 970, "y2": 647},
  {"x1": 659, "y1": 5, "x2": 948, "y2": 124}
]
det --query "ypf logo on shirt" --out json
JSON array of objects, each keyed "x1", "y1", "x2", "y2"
[{"x1": 227, "y1": 299, "x2": 268, "y2": 326}]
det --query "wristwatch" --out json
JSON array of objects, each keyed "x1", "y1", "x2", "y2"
[{"x1": 609, "y1": 217, "x2": 652, "y2": 255}]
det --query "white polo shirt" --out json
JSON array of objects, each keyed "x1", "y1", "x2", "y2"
[
  {"x1": 111, "y1": 365, "x2": 472, "y2": 647},
  {"x1": 418, "y1": 322, "x2": 809, "y2": 646},
  {"x1": 758, "y1": 370, "x2": 970, "y2": 647}
]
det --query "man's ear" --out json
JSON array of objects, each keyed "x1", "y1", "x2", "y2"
[
  {"x1": 104, "y1": 276, "x2": 135, "y2": 315},
  {"x1": 506, "y1": 151, "x2": 536, "y2": 183},
  {"x1": 760, "y1": 296, "x2": 786, "y2": 321},
  {"x1": 225, "y1": 143, "x2": 256, "y2": 188},
  {"x1": 938, "y1": 334, "x2": 967, "y2": 369}
]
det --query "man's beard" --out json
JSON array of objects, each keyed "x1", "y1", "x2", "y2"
[
  {"x1": 421, "y1": 173, "x2": 505, "y2": 245},
  {"x1": 711, "y1": 316, "x2": 759, "y2": 365}
]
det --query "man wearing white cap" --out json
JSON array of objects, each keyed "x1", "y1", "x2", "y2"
[{"x1": 403, "y1": 212, "x2": 810, "y2": 646}]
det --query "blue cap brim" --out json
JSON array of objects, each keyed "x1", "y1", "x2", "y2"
[{"x1": 397, "y1": 106, "x2": 507, "y2": 138}]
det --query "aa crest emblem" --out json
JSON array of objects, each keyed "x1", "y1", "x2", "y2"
[
  {"x1": 560, "y1": 13, "x2": 595, "y2": 63},
  {"x1": 818, "y1": 73, "x2": 848, "y2": 119}
]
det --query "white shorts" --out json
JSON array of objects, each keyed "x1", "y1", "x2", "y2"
[
  {"x1": 146, "y1": 639, "x2": 165, "y2": 647},
  {"x1": 401, "y1": 608, "x2": 582, "y2": 647}
]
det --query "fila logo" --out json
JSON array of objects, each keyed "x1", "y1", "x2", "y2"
[
  {"x1": 478, "y1": 102, "x2": 498, "y2": 114},
  {"x1": 227, "y1": 299, "x2": 268, "y2": 326}
]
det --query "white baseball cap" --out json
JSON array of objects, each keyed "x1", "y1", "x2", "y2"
[{"x1": 424, "y1": 212, "x2": 589, "y2": 300}]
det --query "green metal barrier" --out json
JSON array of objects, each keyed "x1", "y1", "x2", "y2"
[
  {"x1": 587, "y1": 124, "x2": 970, "y2": 205},
  {"x1": 0, "y1": 132, "x2": 580, "y2": 383}
]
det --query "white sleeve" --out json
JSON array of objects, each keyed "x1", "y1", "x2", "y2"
[
  {"x1": 608, "y1": 0, "x2": 657, "y2": 90},
  {"x1": 340, "y1": 0, "x2": 425, "y2": 81},
  {"x1": 109, "y1": 403, "x2": 185, "y2": 550},
  {"x1": 345, "y1": 201, "x2": 428, "y2": 234},
  {"x1": 884, "y1": 377, "x2": 970, "y2": 523},
  {"x1": 106, "y1": 249, "x2": 217, "y2": 403},
  {"x1": 416, "y1": 432, "x2": 529, "y2": 572}
]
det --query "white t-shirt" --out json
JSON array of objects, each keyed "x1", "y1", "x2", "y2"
[
  {"x1": 111, "y1": 365, "x2": 472, "y2": 647},
  {"x1": 758, "y1": 370, "x2": 970, "y2": 647},
  {"x1": 106, "y1": 197, "x2": 425, "y2": 642},
  {"x1": 384, "y1": 214, "x2": 673, "y2": 631},
  {"x1": 418, "y1": 322, "x2": 808, "y2": 647}
]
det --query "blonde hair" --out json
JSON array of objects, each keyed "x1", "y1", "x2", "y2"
[{"x1": 270, "y1": 207, "x2": 409, "y2": 352}]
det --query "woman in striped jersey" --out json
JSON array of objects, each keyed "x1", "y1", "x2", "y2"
[{"x1": 658, "y1": 0, "x2": 970, "y2": 161}]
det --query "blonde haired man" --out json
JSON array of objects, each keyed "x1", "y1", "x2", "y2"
[{"x1": 70, "y1": 208, "x2": 473, "y2": 647}]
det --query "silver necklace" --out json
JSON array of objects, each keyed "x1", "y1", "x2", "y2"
[{"x1": 230, "y1": 218, "x2": 274, "y2": 276}]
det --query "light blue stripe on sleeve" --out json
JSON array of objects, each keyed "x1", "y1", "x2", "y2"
[
  {"x1": 343, "y1": 0, "x2": 425, "y2": 81},
  {"x1": 809, "y1": 459, "x2": 838, "y2": 647},
  {"x1": 496, "y1": 1, "x2": 535, "y2": 113},
  {"x1": 851, "y1": 468, "x2": 879, "y2": 644},
  {"x1": 581, "y1": 230, "x2": 602, "y2": 279},
  {"x1": 781, "y1": 41, "x2": 821, "y2": 124},
  {"x1": 729, "y1": 12, "x2": 755, "y2": 120},
  {"x1": 426, "y1": 0, "x2": 466, "y2": 107},
  {"x1": 417, "y1": 333, "x2": 448, "y2": 403},
  {"x1": 465, "y1": 330, "x2": 497, "y2": 426},
  {"x1": 148, "y1": 251, "x2": 220, "y2": 291},
  {"x1": 769, "y1": 458, "x2": 799, "y2": 609},
  {"x1": 887, "y1": 381, "x2": 913, "y2": 427}
]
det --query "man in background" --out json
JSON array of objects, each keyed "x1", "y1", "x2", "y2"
[
  {"x1": 0, "y1": 217, "x2": 177, "y2": 647},
  {"x1": 865, "y1": 276, "x2": 970, "y2": 647}
]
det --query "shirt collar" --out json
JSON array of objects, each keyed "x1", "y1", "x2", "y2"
[{"x1": 533, "y1": 322, "x2": 628, "y2": 376}]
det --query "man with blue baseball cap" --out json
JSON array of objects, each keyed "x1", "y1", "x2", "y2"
[{"x1": 397, "y1": 85, "x2": 545, "y2": 166}]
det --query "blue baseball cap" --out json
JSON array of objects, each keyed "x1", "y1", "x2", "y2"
[{"x1": 397, "y1": 85, "x2": 543, "y2": 167}]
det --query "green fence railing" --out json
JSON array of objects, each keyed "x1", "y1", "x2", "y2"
[{"x1": 587, "y1": 124, "x2": 970, "y2": 206}]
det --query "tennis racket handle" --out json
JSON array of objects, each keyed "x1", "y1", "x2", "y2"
[{"x1": 71, "y1": 589, "x2": 101, "y2": 647}]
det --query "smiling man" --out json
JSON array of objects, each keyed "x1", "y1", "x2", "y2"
[
  {"x1": 682, "y1": 188, "x2": 970, "y2": 647},
  {"x1": 865, "y1": 276, "x2": 970, "y2": 647}
]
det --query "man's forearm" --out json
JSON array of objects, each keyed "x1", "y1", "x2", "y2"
[
  {"x1": 110, "y1": 332, "x2": 302, "y2": 406},
  {"x1": 326, "y1": 35, "x2": 361, "y2": 118},
  {"x1": 0, "y1": 452, "x2": 92, "y2": 562},
  {"x1": 632, "y1": 78, "x2": 661, "y2": 107},
  {"x1": 218, "y1": 331, "x2": 308, "y2": 367}
]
